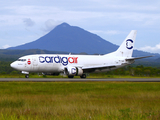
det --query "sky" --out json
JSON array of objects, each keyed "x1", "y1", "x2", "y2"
[{"x1": 0, "y1": 0, "x2": 160, "y2": 53}]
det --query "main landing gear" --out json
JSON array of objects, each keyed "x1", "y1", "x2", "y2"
[
  {"x1": 68, "y1": 75, "x2": 74, "y2": 78},
  {"x1": 80, "y1": 74, "x2": 86, "y2": 78},
  {"x1": 67, "y1": 74, "x2": 86, "y2": 79},
  {"x1": 25, "y1": 74, "x2": 29, "y2": 78}
]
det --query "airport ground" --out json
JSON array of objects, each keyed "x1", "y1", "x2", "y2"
[
  {"x1": 0, "y1": 78, "x2": 160, "y2": 82},
  {"x1": 0, "y1": 79, "x2": 160, "y2": 120}
]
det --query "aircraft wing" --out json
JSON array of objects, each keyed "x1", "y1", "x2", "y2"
[
  {"x1": 82, "y1": 65, "x2": 116, "y2": 72},
  {"x1": 81, "y1": 55, "x2": 153, "y2": 72},
  {"x1": 82, "y1": 65, "x2": 116, "y2": 70},
  {"x1": 126, "y1": 55, "x2": 154, "y2": 61}
]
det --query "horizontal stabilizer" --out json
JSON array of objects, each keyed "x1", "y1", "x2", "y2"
[{"x1": 126, "y1": 55, "x2": 154, "y2": 61}]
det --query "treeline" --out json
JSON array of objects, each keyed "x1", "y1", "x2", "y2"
[
  {"x1": 1, "y1": 61, "x2": 160, "y2": 77},
  {"x1": 105, "y1": 65, "x2": 160, "y2": 77},
  {"x1": 0, "y1": 61, "x2": 18, "y2": 75}
]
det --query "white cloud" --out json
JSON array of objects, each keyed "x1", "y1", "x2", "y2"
[
  {"x1": 0, "y1": 5, "x2": 105, "y2": 29},
  {"x1": 3, "y1": 44, "x2": 11, "y2": 49},
  {"x1": 44, "y1": 19, "x2": 62, "y2": 32},
  {"x1": 1, "y1": 3, "x2": 160, "y2": 29},
  {"x1": 139, "y1": 43, "x2": 160, "y2": 53},
  {"x1": 89, "y1": 0, "x2": 160, "y2": 12},
  {"x1": 0, "y1": 0, "x2": 160, "y2": 51},
  {"x1": 90, "y1": 30, "x2": 122, "y2": 35}
]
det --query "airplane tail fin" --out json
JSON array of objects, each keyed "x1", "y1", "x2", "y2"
[{"x1": 114, "y1": 30, "x2": 137, "y2": 58}]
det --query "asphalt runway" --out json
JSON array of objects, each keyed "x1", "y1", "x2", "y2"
[{"x1": 0, "y1": 78, "x2": 160, "y2": 82}]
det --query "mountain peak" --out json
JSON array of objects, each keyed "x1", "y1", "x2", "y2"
[{"x1": 57, "y1": 22, "x2": 70, "y2": 28}]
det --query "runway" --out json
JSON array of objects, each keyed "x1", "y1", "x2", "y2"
[{"x1": 0, "y1": 78, "x2": 159, "y2": 82}]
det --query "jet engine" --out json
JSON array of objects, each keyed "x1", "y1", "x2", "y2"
[{"x1": 64, "y1": 67, "x2": 83, "y2": 76}]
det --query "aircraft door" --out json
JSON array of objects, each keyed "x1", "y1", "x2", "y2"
[
  {"x1": 25, "y1": 58, "x2": 31, "y2": 68},
  {"x1": 32, "y1": 57, "x2": 38, "y2": 66}
]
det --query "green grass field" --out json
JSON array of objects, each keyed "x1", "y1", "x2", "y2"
[
  {"x1": 0, "y1": 82, "x2": 160, "y2": 120},
  {"x1": 1, "y1": 74, "x2": 160, "y2": 79}
]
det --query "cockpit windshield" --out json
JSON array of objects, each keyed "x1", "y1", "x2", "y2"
[{"x1": 17, "y1": 59, "x2": 26, "y2": 62}]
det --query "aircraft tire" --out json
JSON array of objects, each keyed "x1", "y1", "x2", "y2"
[
  {"x1": 25, "y1": 74, "x2": 29, "y2": 78},
  {"x1": 80, "y1": 74, "x2": 86, "y2": 78},
  {"x1": 68, "y1": 75, "x2": 74, "y2": 78}
]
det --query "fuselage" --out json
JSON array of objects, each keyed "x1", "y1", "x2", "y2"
[{"x1": 10, "y1": 54, "x2": 130, "y2": 73}]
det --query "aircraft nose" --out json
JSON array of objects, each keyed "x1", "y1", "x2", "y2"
[{"x1": 10, "y1": 62, "x2": 17, "y2": 69}]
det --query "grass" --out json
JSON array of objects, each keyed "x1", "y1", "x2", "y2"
[{"x1": 0, "y1": 82, "x2": 160, "y2": 120}]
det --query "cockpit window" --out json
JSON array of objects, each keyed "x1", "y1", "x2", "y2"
[{"x1": 17, "y1": 59, "x2": 26, "y2": 62}]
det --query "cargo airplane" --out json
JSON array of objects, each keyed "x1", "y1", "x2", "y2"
[{"x1": 10, "y1": 30, "x2": 152, "y2": 78}]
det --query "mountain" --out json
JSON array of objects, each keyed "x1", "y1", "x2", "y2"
[
  {"x1": 8, "y1": 23, "x2": 118, "y2": 54},
  {"x1": 8, "y1": 22, "x2": 160, "y2": 60}
]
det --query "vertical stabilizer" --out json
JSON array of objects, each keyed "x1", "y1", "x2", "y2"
[{"x1": 114, "y1": 30, "x2": 137, "y2": 58}]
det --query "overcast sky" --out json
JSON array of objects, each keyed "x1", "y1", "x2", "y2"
[{"x1": 0, "y1": 0, "x2": 160, "y2": 53}]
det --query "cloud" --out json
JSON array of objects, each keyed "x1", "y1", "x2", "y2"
[
  {"x1": 3, "y1": 44, "x2": 11, "y2": 49},
  {"x1": 0, "y1": 0, "x2": 160, "y2": 51},
  {"x1": 23, "y1": 18, "x2": 35, "y2": 27},
  {"x1": 1, "y1": 4, "x2": 159, "y2": 29},
  {"x1": 138, "y1": 43, "x2": 160, "y2": 53},
  {"x1": 90, "y1": 30, "x2": 122, "y2": 35},
  {"x1": 43, "y1": 19, "x2": 62, "y2": 32}
]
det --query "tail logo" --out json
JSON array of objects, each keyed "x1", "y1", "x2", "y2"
[{"x1": 126, "y1": 39, "x2": 133, "y2": 49}]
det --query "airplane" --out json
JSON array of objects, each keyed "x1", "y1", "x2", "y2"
[{"x1": 10, "y1": 30, "x2": 152, "y2": 78}]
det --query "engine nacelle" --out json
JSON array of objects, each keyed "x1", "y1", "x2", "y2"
[{"x1": 65, "y1": 67, "x2": 83, "y2": 76}]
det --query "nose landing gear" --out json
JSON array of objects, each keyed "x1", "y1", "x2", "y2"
[{"x1": 22, "y1": 71, "x2": 29, "y2": 78}]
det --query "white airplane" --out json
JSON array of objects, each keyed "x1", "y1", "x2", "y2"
[{"x1": 10, "y1": 30, "x2": 152, "y2": 78}]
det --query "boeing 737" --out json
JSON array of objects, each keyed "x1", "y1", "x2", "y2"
[{"x1": 10, "y1": 30, "x2": 152, "y2": 78}]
